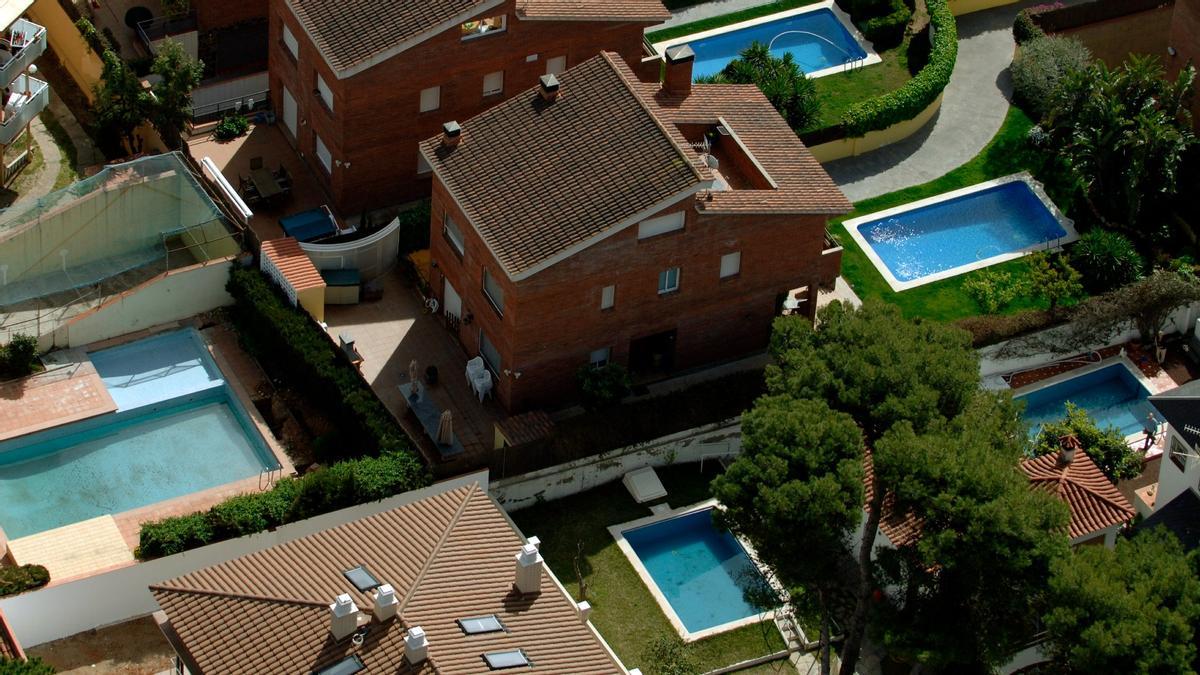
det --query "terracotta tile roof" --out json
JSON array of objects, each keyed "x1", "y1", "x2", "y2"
[
  {"x1": 261, "y1": 237, "x2": 325, "y2": 293},
  {"x1": 285, "y1": 0, "x2": 495, "y2": 74},
  {"x1": 516, "y1": 0, "x2": 670, "y2": 21},
  {"x1": 422, "y1": 52, "x2": 707, "y2": 279},
  {"x1": 0, "y1": 608, "x2": 23, "y2": 661},
  {"x1": 495, "y1": 410, "x2": 556, "y2": 446},
  {"x1": 1021, "y1": 452, "x2": 1136, "y2": 540},
  {"x1": 862, "y1": 450, "x2": 923, "y2": 549},
  {"x1": 151, "y1": 483, "x2": 623, "y2": 674}
]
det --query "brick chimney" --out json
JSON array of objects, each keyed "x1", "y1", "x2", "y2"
[
  {"x1": 1058, "y1": 434, "x2": 1082, "y2": 465},
  {"x1": 663, "y1": 45, "x2": 695, "y2": 97},
  {"x1": 538, "y1": 74, "x2": 560, "y2": 101},
  {"x1": 441, "y1": 121, "x2": 462, "y2": 148}
]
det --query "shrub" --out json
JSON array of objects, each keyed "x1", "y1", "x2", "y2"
[
  {"x1": 0, "y1": 657, "x2": 55, "y2": 674},
  {"x1": 576, "y1": 363, "x2": 632, "y2": 409},
  {"x1": 1025, "y1": 251, "x2": 1083, "y2": 315},
  {"x1": 963, "y1": 269, "x2": 1024, "y2": 314},
  {"x1": 842, "y1": 0, "x2": 956, "y2": 137},
  {"x1": 74, "y1": 17, "x2": 109, "y2": 55},
  {"x1": 696, "y1": 42, "x2": 821, "y2": 131},
  {"x1": 1012, "y1": 9, "x2": 1046, "y2": 44},
  {"x1": 0, "y1": 565, "x2": 49, "y2": 597},
  {"x1": 0, "y1": 334, "x2": 39, "y2": 379},
  {"x1": 137, "y1": 513, "x2": 213, "y2": 559},
  {"x1": 1011, "y1": 36, "x2": 1092, "y2": 120},
  {"x1": 642, "y1": 634, "x2": 699, "y2": 675},
  {"x1": 859, "y1": 0, "x2": 912, "y2": 49},
  {"x1": 213, "y1": 112, "x2": 250, "y2": 140},
  {"x1": 955, "y1": 309, "x2": 1056, "y2": 348},
  {"x1": 1069, "y1": 230, "x2": 1143, "y2": 293},
  {"x1": 396, "y1": 200, "x2": 431, "y2": 254},
  {"x1": 1032, "y1": 403, "x2": 1142, "y2": 481}
]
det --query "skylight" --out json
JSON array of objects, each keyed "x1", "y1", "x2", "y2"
[
  {"x1": 342, "y1": 565, "x2": 382, "y2": 592},
  {"x1": 313, "y1": 654, "x2": 365, "y2": 675},
  {"x1": 483, "y1": 649, "x2": 530, "y2": 670},
  {"x1": 458, "y1": 614, "x2": 505, "y2": 635}
]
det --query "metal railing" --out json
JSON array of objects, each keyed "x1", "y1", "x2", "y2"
[
  {"x1": 0, "y1": 19, "x2": 47, "y2": 89},
  {"x1": 191, "y1": 89, "x2": 269, "y2": 122},
  {"x1": 136, "y1": 13, "x2": 197, "y2": 53},
  {"x1": 0, "y1": 75, "x2": 49, "y2": 145}
]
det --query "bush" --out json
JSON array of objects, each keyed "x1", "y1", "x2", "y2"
[
  {"x1": 0, "y1": 657, "x2": 55, "y2": 674},
  {"x1": 213, "y1": 112, "x2": 250, "y2": 140},
  {"x1": 0, "y1": 565, "x2": 49, "y2": 597},
  {"x1": 576, "y1": 363, "x2": 632, "y2": 409},
  {"x1": 0, "y1": 334, "x2": 39, "y2": 379},
  {"x1": 1011, "y1": 36, "x2": 1092, "y2": 120},
  {"x1": 396, "y1": 200, "x2": 431, "y2": 254},
  {"x1": 962, "y1": 269, "x2": 1024, "y2": 314},
  {"x1": 859, "y1": 0, "x2": 912, "y2": 49},
  {"x1": 1069, "y1": 230, "x2": 1143, "y2": 293},
  {"x1": 137, "y1": 513, "x2": 214, "y2": 559},
  {"x1": 1031, "y1": 402, "x2": 1142, "y2": 481},
  {"x1": 955, "y1": 309, "x2": 1056, "y2": 347},
  {"x1": 696, "y1": 42, "x2": 821, "y2": 131},
  {"x1": 842, "y1": 0, "x2": 956, "y2": 136},
  {"x1": 642, "y1": 634, "x2": 699, "y2": 675},
  {"x1": 1012, "y1": 9, "x2": 1046, "y2": 44}
]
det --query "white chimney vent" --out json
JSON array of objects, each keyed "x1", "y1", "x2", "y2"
[
  {"x1": 371, "y1": 583, "x2": 398, "y2": 622},
  {"x1": 526, "y1": 535, "x2": 541, "y2": 551},
  {"x1": 577, "y1": 600, "x2": 592, "y2": 623},
  {"x1": 329, "y1": 594, "x2": 359, "y2": 640},
  {"x1": 514, "y1": 543, "x2": 544, "y2": 595},
  {"x1": 405, "y1": 626, "x2": 429, "y2": 663}
]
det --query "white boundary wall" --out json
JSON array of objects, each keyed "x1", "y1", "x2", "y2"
[
  {"x1": 491, "y1": 421, "x2": 741, "y2": 511},
  {"x1": 300, "y1": 217, "x2": 401, "y2": 281},
  {"x1": 0, "y1": 471, "x2": 488, "y2": 647}
]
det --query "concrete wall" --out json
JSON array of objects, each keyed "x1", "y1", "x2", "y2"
[
  {"x1": 27, "y1": 0, "x2": 103, "y2": 103},
  {"x1": 300, "y1": 215, "x2": 401, "y2": 281},
  {"x1": 491, "y1": 421, "x2": 741, "y2": 510},
  {"x1": 1155, "y1": 427, "x2": 1199, "y2": 508},
  {"x1": 807, "y1": 94, "x2": 943, "y2": 163},
  {"x1": 0, "y1": 471, "x2": 488, "y2": 648},
  {"x1": 50, "y1": 258, "x2": 235, "y2": 348}
]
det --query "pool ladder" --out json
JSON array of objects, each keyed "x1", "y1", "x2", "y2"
[{"x1": 259, "y1": 466, "x2": 282, "y2": 491}]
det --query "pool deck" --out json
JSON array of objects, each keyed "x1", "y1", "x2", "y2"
[
  {"x1": 0, "y1": 357, "x2": 117, "y2": 442},
  {"x1": 7, "y1": 516, "x2": 133, "y2": 583}
]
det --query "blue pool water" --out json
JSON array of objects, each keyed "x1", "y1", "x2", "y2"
[
  {"x1": 679, "y1": 9, "x2": 868, "y2": 79},
  {"x1": 856, "y1": 181, "x2": 1069, "y2": 283},
  {"x1": 623, "y1": 508, "x2": 771, "y2": 633},
  {"x1": 1017, "y1": 363, "x2": 1154, "y2": 439},
  {"x1": 0, "y1": 329, "x2": 279, "y2": 538}
]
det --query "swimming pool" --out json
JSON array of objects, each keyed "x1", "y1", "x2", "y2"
[
  {"x1": 844, "y1": 174, "x2": 1076, "y2": 291},
  {"x1": 0, "y1": 329, "x2": 280, "y2": 538},
  {"x1": 1016, "y1": 360, "x2": 1155, "y2": 439},
  {"x1": 614, "y1": 505, "x2": 773, "y2": 638},
  {"x1": 653, "y1": 2, "x2": 879, "y2": 80}
]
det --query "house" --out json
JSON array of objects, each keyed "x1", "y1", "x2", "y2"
[
  {"x1": 1138, "y1": 379, "x2": 1200, "y2": 542},
  {"x1": 267, "y1": 0, "x2": 670, "y2": 216},
  {"x1": 1019, "y1": 437, "x2": 1135, "y2": 548},
  {"x1": 0, "y1": 2, "x2": 48, "y2": 184},
  {"x1": 151, "y1": 481, "x2": 627, "y2": 674},
  {"x1": 419, "y1": 49, "x2": 850, "y2": 412}
]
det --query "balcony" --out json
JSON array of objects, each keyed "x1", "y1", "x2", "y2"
[
  {"x1": 0, "y1": 19, "x2": 46, "y2": 89},
  {"x1": 0, "y1": 74, "x2": 49, "y2": 146}
]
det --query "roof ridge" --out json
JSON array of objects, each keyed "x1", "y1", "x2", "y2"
[
  {"x1": 398, "y1": 483, "x2": 479, "y2": 611},
  {"x1": 1061, "y1": 467, "x2": 1134, "y2": 515},
  {"x1": 149, "y1": 584, "x2": 328, "y2": 608}
]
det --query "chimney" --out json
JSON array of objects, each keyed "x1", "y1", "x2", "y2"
[
  {"x1": 329, "y1": 594, "x2": 359, "y2": 640},
  {"x1": 514, "y1": 543, "x2": 544, "y2": 595},
  {"x1": 538, "y1": 74, "x2": 560, "y2": 101},
  {"x1": 1058, "y1": 434, "x2": 1082, "y2": 465},
  {"x1": 526, "y1": 535, "x2": 541, "y2": 551},
  {"x1": 577, "y1": 600, "x2": 593, "y2": 623},
  {"x1": 371, "y1": 583, "x2": 398, "y2": 622},
  {"x1": 405, "y1": 626, "x2": 429, "y2": 664},
  {"x1": 663, "y1": 45, "x2": 695, "y2": 97},
  {"x1": 441, "y1": 121, "x2": 462, "y2": 148}
]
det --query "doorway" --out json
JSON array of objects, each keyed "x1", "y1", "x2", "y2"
[{"x1": 629, "y1": 329, "x2": 676, "y2": 377}]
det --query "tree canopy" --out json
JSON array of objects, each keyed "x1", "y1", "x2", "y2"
[
  {"x1": 150, "y1": 39, "x2": 205, "y2": 149},
  {"x1": 1032, "y1": 402, "x2": 1143, "y2": 481},
  {"x1": 93, "y1": 50, "x2": 152, "y2": 157},
  {"x1": 696, "y1": 42, "x2": 821, "y2": 131}
]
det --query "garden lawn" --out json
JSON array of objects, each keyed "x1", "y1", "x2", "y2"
[
  {"x1": 804, "y1": 33, "x2": 918, "y2": 132},
  {"x1": 509, "y1": 464, "x2": 787, "y2": 673},
  {"x1": 831, "y1": 105, "x2": 1068, "y2": 321}
]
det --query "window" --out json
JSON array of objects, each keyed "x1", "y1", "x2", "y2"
[
  {"x1": 461, "y1": 14, "x2": 506, "y2": 40},
  {"x1": 314, "y1": 133, "x2": 332, "y2": 174},
  {"x1": 458, "y1": 615, "x2": 505, "y2": 635},
  {"x1": 658, "y1": 267, "x2": 680, "y2": 294},
  {"x1": 1170, "y1": 435, "x2": 1189, "y2": 472},
  {"x1": 419, "y1": 86, "x2": 440, "y2": 113},
  {"x1": 443, "y1": 213, "x2": 465, "y2": 256},
  {"x1": 479, "y1": 330, "x2": 502, "y2": 373},
  {"x1": 600, "y1": 284, "x2": 615, "y2": 310},
  {"x1": 483, "y1": 649, "x2": 528, "y2": 670},
  {"x1": 483, "y1": 70, "x2": 504, "y2": 96},
  {"x1": 316, "y1": 73, "x2": 334, "y2": 112},
  {"x1": 483, "y1": 268, "x2": 505, "y2": 314},
  {"x1": 590, "y1": 347, "x2": 611, "y2": 367},
  {"x1": 281, "y1": 22, "x2": 298, "y2": 60},
  {"x1": 720, "y1": 251, "x2": 741, "y2": 279},
  {"x1": 638, "y1": 212, "x2": 685, "y2": 239},
  {"x1": 546, "y1": 55, "x2": 566, "y2": 75}
]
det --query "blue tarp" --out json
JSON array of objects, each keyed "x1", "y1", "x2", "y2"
[
  {"x1": 280, "y1": 206, "x2": 336, "y2": 242},
  {"x1": 321, "y1": 268, "x2": 360, "y2": 287}
]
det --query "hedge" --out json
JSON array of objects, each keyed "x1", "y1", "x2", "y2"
[
  {"x1": 0, "y1": 657, "x2": 55, "y2": 674},
  {"x1": 841, "y1": 0, "x2": 957, "y2": 137},
  {"x1": 138, "y1": 451, "x2": 424, "y2": 558},
  {"x1": 0, "y1": 565, "x2": 49, "y2": 598}
]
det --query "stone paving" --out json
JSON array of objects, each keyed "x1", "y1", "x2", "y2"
[
  {"x1": 0, "y1": 358, "x2": 115, "y2": 442},
  {"x1": 7, "y1": 515, "x2": 133, "y2": 583}
]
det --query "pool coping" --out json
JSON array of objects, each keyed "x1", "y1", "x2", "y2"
[
  {"x1": 1012, "y1": 355, "x2": 1161, "y2": 444},
  {"x1": 843, "y1": 172, "x2": 1079, "y2": 292},
  {"x1": 650, "y1": 1, "x2": 883, "y2": 80},
  {"x1": 607, "y1": 498, "x2": 777, "y2": 643}
]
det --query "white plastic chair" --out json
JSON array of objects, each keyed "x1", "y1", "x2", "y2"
[
  {"x1": 465, "y1": 357, "x2": 485, "y2": 386},
  {"x1": 472, "y1": 369, "x2": 493, "y2": 402}
]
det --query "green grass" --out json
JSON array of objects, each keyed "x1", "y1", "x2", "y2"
[
  {"x1": 510, "y1": 464, "x2": 787, "y2": 673},
  {"x1": 646, "y1": 0, "x2": 823, "y2": 43},
  {"x1": 40, "y1": 109, "x2": 82, "y2": 191},
  {"x1": 831, "y1": 105, "x2": 1070, "y2": 322},
  {"x1": 805, "y1": 33, "x2": 921, "y2": 132}
]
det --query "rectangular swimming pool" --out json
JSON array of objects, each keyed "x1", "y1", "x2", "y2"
[
  {"x1": 1016, "y1": 361, "x2": 1155, "y2": 439},
  {"x1": 616, "y1": 506, "x2": 773, "y2": 637},
  {"x1": 0, "y1": 329, "x2": 280, "y2": 538},
  {"x1": 844, "y1": 174, "x2": 1076, "y2": 291},
  {"x1": 653, "y1": 2, "x2": 878, "y2": 80}
]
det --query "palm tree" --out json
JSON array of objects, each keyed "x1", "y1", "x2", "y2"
[{"x1": 697, "y1": 42, "x2": 821, "y2": 132}]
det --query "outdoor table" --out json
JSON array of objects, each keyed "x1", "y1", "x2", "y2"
[{"x1": 250, "y1": 167, "x2": 283, "y2": 200}]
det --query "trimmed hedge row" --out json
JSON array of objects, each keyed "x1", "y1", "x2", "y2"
[
  {"x1": 138, "y1": 452, "x2": 422, "y2": 558},
  {"x1": 0, "y1": 565, "x2": 49, "y2": 598},
  {"x1": 841, "y1": 0, "x2": 957, "y2": 137},
  {"x1": 0, "y1": 657, "x2": 55, "y2": 674},
  {"x1": 859, "y1": 0, "x2": 912, "y2": 48}
]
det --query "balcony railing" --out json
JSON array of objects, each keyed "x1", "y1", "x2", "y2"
[
  {"x1": 137, "y1": 13, "x2": 197, "y2": 54},
  {"x1": 0, "y1": 75, "x2": 50, "y2": 146},
  {"x1": 823, "y1": 229, "x2": 843, "y2": 253},
  {"x1": 0, "y1": 19, "x2": 47, "y2": 89}
]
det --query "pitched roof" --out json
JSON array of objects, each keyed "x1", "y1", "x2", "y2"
[
  {"x1": 1021, "y1": 452, "x2": 1135, "y2": 540},
  {"x1": 516, "y1": 0, "x2": 670, "y2": 21},
  {"x1": 862, "y1": 450, "x2": 923, "y2": 548},
  {"x1": 261, "y1": 237, "x2": 325, "y2": 293},
  {"x1": 151, "y1": 483, "x2": 622, "y2": 674},
  {"x1": 1150, "y1": 379, "x2": 1200, "y2": 448},
  {"x1": 422, "y1": 52, "x2": 708, "y2": 279},
  {"x1": 1135, "y1": 488, "x2": 1200, "y2": 552},
  {"x1": 422, "y1": 52, "x2": 850, "y2": 280}
]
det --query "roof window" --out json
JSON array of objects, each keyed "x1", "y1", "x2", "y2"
[
  {"x1": 313, "y1": 655, "x2": 365, "y2": 675},
  {"x1": 458, "y1": 615, "x2": 506, "y2": 635},
  {"x1": 342, "y1": 565, "x2": 382, "y2": 592},
  {"x1": 483, "y1": 649, "x2": 531, "y2": 669}
]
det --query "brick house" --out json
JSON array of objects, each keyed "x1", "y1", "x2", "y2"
[
  {"x1": 266, "y1": 0, "x2": 669, "y2": 216},
  {"x1": 419, "y1": 49, "x2": 850, "y2": 413}
]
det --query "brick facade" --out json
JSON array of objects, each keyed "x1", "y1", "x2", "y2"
[
  {"x1": 266, "y1": 0, "x2": 654, "y2": 216},
  {"x1": 196, "y1": 0, "x2": 267, "y2": 32}
]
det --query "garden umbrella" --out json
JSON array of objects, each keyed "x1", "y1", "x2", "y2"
[{"x1": 436, "y1": 410, "x2": 453, "y2": 446}]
